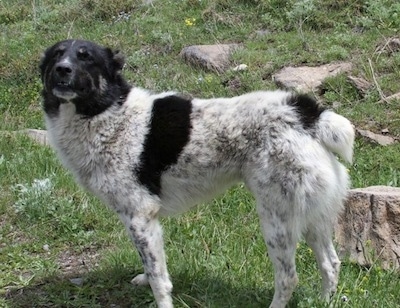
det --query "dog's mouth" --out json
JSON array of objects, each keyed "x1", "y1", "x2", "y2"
[
  {"x1": 52, "y1": 80, "x2": 91, "y2": 100},
  {"x1": 52, "y1": 81, "x2": 77, "y2": 100},
  {"x1": 47, "y1": 64, "x2": 95, "y2": 101},
  {"x1": 55, "y1": 81, "x2": 73, "y2": 92}
]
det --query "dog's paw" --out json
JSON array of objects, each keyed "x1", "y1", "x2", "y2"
[{"x1": 131, "y1": 273, "x2": 149, "y2": 287}]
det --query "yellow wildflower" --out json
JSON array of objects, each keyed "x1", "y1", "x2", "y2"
[
  {"x1": 185, "y1": 18, "x2": 196, "y2": 26},
  {"x1": 204, "y1": 74, "x2": 213, "y2": 83}
]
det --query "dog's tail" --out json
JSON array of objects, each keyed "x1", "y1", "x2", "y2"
[
  {"x1": 316, "y1": 110, "x2": 355, "y2": 163},
  {"x1": 289, "y1": 93, "x2": 354, "y2": 163}
]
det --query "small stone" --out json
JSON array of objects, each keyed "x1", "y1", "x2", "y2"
[
  {"x1": 225, "y1": 77, "x2": 242, "y2": 92},
  {"x1": 232, "y1": 64, "x2": 248, "y2": 71},
  {"x1": 180, "y1": 44, "x2": 241, "y2": 73},
  {"x1": 255, "y1": 29, "x2": 271, "y2": 37},
  {"x1": 69, "y1": 277, "x2": 84, "y2": 286},
  {"x1": 376, "y1": 37, "x2": 400, "y2": 54},
  {"x1": 43, "y1": 244, "x2": 50, "y2": 251},
  {"x1": 347, "y1": 76, "x2": 372, "y2": 97}
]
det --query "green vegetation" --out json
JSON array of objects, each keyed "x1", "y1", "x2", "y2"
[{"x1": 1, "y1": 0, "x2": 399, "y2": 307}]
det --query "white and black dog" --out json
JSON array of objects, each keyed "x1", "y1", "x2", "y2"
[{"x1": 40, "y1": 39, "x2": 354, "y2": 308}]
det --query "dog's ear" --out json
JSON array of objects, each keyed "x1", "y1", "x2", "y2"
[
  {"x1": 39, "y1": 52, "x2": 46, "y2": 80},
  {"x1": 109, "y1": 49, "x2": 125, "y2": 71},
  {"x1": 39, "y1": 48, "x2": 52, "y2": 82}
]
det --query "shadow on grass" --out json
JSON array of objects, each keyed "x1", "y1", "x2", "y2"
[{"x1": 2, "y1": 265, "x2": 299, "y2": 307}]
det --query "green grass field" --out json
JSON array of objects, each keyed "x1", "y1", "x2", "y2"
[{"x1": 1, "y1": 0, "x2": 399, "y2": 307}]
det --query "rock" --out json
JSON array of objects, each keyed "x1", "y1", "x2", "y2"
[
  {"x1": 254, "y1": 29, "x2": 271, "y2": 37},
  {"x1": 232, "y1": 64, "x2": 248, "y2": 72},
  {"x1": 332, "y1": 101, "x2": 341, "y2": 109},
  {"x1": 69, "y1": 277, "x2": 84, "y2": 286},
  {"x1": 375, "y1": 37, "x2": 400, "y2": 54},
  {"x1": 180, "y1": 44, "x2": 241, "y2": 73},
  {"x1": 272, "y1": 62, "x2": 352, "y2": 92},
  {"x1": 347, "y1": 76, "x2": 372, "y2": 97},
  {"x1": 224, "y1": 77, "x2": 242, "y2": 92},
  {"x1": 1, "y1": 129, "x2": 49, "y2": 146},
  {"x1": 356, "y1": 128, "x2": 397, "y2": 146},
  {"x1": 23, "y1": 129, "x2": 49, "y2": 146},
  {"x1": 335, "y1": 186, "x2": 400, "y2": 269},
  {"x1": 378, "y1": 92, "x2": 400, "y2": 104},
  {"x1": 341, "y1": 295, "x2": 349, "y2": 303}
]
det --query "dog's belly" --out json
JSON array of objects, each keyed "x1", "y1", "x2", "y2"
[{"x1": 158, "y1": 169, "x2": 241, "y2": 216}]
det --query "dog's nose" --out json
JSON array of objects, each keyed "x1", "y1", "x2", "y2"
[{"x1": 55, "y1": 63, "x2": 73, "y2": 76}]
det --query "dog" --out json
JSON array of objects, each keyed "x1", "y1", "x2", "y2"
[{"x1": 39, "y1": 39, "x2": 354, "y2": 308}]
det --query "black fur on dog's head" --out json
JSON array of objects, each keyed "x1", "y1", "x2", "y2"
[{"x1": 40, "y1": 39, "x2": 131, "y2": 117}]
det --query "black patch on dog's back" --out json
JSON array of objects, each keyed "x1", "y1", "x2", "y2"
[
  {"x1": 287, "y1": 94, "x2": 325, "y2": 129},
  {"x1": 136, "y1": 95, "x2": 192, "y2": 196}
]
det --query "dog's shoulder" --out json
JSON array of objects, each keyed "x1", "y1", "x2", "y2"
[{"x1": 124, "y1": 87, "x2": 154, "y2": 109}]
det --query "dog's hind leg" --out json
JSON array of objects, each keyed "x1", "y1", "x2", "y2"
[
  {"x1": 305, "y1": 225, "x2": 340, "y2": 301},
  {"x1": 126, "y1": 214, "x2": 173, "y2": 308},
  {"x1": 255, "y1": 200, "x2": 300, "y2": 308}
]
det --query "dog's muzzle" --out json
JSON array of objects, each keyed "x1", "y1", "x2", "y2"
[
  {"x1": 50, "y1": 62, "x2": 77, "y2": 100},
  {"x1": 50, "y1": 61, "x2": 94, "y2": 101}
]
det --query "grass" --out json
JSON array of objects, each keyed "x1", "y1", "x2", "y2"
[{"x1": 1, "y1": 0, "x2": 400, "y2": 307}]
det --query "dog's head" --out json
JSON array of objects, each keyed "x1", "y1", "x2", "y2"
[{"x1": 40, "y1": 39, "x2": 131, "y2": 117}]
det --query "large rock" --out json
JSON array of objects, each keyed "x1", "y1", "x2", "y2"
[
  {"x1": 23, "y1": 129, "x2": 49, "y2": 146},
  {"x1": 1, "y1": 129, "x2": 49, "y2": 146},
  {"x1": 378, "y1": 92, "x2": 400, "y2": 104},
  {"x1": 273, "y1": 62, "x2": 352, "y2": 92},
  {"x1": 180, "y1": 44, "x2": 241, "y2": 73},
  {"x1": 335, "y1": 186, "x2": 400, "y2": 269}
]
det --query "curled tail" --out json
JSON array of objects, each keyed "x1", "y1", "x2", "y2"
[
  {"x1": 288, "y1": 94, "x2": 354, "y2": 163},
  {"x1": 316, "y1": 110, "x2": 355, "y2": 163}
]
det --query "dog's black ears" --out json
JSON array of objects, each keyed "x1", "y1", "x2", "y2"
[
  {"x1": 108, "y1": 48, "x2": 125, "y2": 72},
  {"x1": 39, "y1": 48, "x2": 52, "y2": 81},
  {"x1": 39, "y1": 53, "x2": 46, "y2": 80}
]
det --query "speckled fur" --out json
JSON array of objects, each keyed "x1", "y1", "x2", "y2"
[{"x1": 40, "y1": 40, "x2": 355, "y2": 308}]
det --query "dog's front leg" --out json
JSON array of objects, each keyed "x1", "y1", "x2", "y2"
[{"x1": 127, "y1": 215, "x2": 173, "y2": 308}]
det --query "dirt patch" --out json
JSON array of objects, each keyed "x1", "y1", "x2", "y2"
[{"x1": 56, "y1": 246, "x2": 101, "y2": 276}]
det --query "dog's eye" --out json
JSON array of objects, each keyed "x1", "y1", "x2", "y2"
[
  {"x1": 54, "y1": 49, "x2": 65, "y2": 58},
  {"x1": 77, "y1": 49, "x2": 93, "y2": 62}
]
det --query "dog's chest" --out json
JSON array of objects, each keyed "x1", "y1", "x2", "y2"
[
  {"x1": 49, "y1": 122, "x2": 113, "y2": 178},
  {"x1": 45, "y1": 105, "x2": 146, "y2": 193}
]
